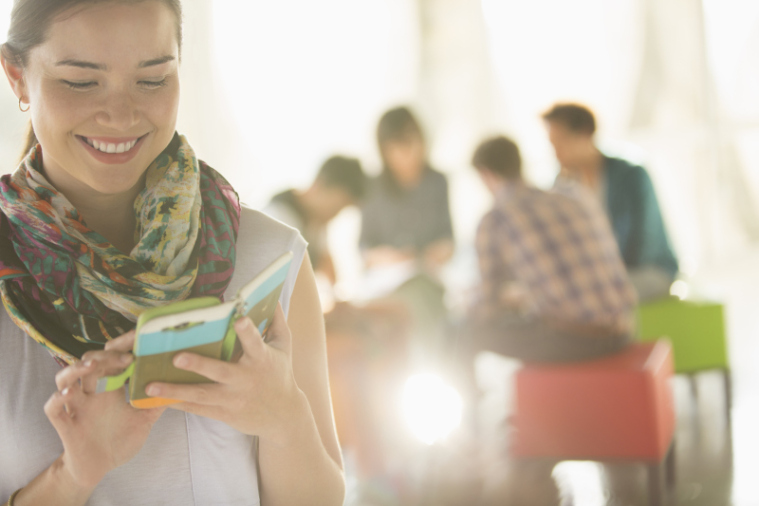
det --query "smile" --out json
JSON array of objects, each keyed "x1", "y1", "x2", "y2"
[
  {"x1": 76, "y1": 134, "x2": 149, "y2": 165},
  {"x1": 79, "y1": 135, "x2": 143, "y2": 154}
]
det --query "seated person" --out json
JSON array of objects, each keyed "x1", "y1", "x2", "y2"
[
  {"x1": 466, "y1": 135, "x2": 637, "y2": 363},
  {"x1": 360, "y1": 106, "x2": 454, "y2": 271},
  {"x1": 543, "y1": 103, "x2": 679, "y2": 301},
  {"x1": 265, "y1": 155, "x2": 366, "y2": 284}
]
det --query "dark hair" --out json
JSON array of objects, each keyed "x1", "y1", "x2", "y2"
[
  {"x1": 542, "y1": 103, "x2": 596, "y2": 135},
  {"x1": 316, "y1": 155, "x2": 367, "y2": 202},
  {"x1": 376, "y1": 106, "x2": 424, "y2": 150},
  {"x1": 471, "y1": 136, "x2": 522, "y2": 180},
  {"x1": 2, "y1": 0, "x2": 183, "y2": 158}
]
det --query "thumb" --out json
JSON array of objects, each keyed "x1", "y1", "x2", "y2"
[
  {"x1": 234, "y1": 316, "x2": 266, "y2": 359},
  {"x1": 261, "y1": 303, "x2": 292, "y2": 354},
  {"x1": 105, "y1": 329, "x2": 135, "y2": 353}
]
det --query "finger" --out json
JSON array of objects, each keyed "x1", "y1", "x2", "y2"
[
  {"x1": 56, "y1": 352, "x2": 134, "y2": 393},
  {"x1": 81, "y1": 349, "x2": 135, "y2": 377},
  {"x1": 104, "y1": 329, "x2": 136, "y2": 352},
  {"x1": 172, "y1": 352, "x2": 234, "y2": 384},
  {"x1": 145, "y1": 381, "x2": 226, "y2": 407},
  {"x1": 262, "y1": 303, "x2": 292, "y2": 354},
  {"x1": 44, "y1": 391, "x2": 72, "y2": 429},
  {"x1": 58, "y1": 385, "x2": 86, "y2": 420},
  {"x1": 54, "y1": 360, "x2": 96, "y2": 392},
  {"x1": 234, "y1": 316, "x2": 265, "y2": 358}
]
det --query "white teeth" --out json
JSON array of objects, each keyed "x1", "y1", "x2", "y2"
[{"x1": 84, "y1": 137, "x2": 138, "y2": 154}]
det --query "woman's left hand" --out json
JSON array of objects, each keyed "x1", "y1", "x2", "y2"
[{"x1": 145, "y1": 303, "x2": 309, "y2": 445}]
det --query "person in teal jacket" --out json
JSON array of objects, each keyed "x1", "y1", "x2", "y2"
[{"x1": 543, "y1": 103, "x2": 678, "y2": 301}]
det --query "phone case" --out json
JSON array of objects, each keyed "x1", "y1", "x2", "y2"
[{"x1": 96, "y1": 251, "x2": 294, "y2": 409}]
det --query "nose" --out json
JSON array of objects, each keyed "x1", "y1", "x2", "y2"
[{"x1": 94, "y1": 89, "x2": 140, "y2": 131}]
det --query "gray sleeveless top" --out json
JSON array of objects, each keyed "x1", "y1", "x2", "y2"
[{"x1": 0, "y1": 208, "x2": 307, "y2": 505}]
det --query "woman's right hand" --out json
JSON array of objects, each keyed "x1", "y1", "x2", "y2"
[{"x1": 44, "y1": 331, "x2": 166, "y2": 490}]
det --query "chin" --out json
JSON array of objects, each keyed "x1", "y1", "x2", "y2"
[{"x1": 86, "y1": 173, "x2": 145, "y2": 196}]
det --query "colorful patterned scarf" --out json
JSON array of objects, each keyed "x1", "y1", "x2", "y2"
[{"x1": 0, "y1": 133, "x2": 240, "y2": 365}]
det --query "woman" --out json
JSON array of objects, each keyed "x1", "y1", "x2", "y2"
[
  {"x1": 360, "y1": 106, "x2": 454, "y2": 270},
  {"x1": 0, "y1": 1, "x2": 344, "y2": 505}
]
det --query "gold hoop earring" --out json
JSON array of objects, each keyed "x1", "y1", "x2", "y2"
[{"x1": 18, "y1": 97, "x2": 30, "y2": 112}]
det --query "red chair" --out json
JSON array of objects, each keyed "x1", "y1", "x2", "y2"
[{"x1": 513, "y1": 340, "x2": 676, "y2": 506}]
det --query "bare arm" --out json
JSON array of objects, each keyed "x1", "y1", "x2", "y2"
[
  {"x1": 259, "y1": 257, "x2": 344, "y2": 505},
  {"x1": 13, "y1": 335, "x2": 164, "y2": 506},
  {"x1": 10, "y1": 456, "x2": 93, "y2": 506},
  {"x1": 149, "y1": 257, "x2": 345, "y2": 506}
]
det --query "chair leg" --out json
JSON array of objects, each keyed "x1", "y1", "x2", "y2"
[
  {"x1": 723, "y1": 368, "x2": 732, "y2": 426},
  {"x1": 647, "y1": 461, "x2": 665, "y2": 506},
  {"x1": 665, "y1": 441, "x2": 676, "y2": 492},
  {"x1": 688, "y1": 374, "x2": 699, "y2": 401}
]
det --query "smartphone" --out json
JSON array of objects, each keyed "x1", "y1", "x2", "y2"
[{"x1": 97, "y1": 251, "x2": 294, "y2": 409}]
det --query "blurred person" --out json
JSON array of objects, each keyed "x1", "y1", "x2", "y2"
[
  {"x1": 459, "y1": 135, "x2": 638, "y2": 505},
  {"x1": 360, "y1": 106, "x2": 454, "y2": 271},
  {"x1": 359, "y1": 106, "x2": 454, "y2": 357},
  {"x1": 465, "y1": 135, "x2": 637, "y2": 363},
  {"x1": 265, "y1": 155, "x2": 367, "y2": 285},
  {"x1": 0, "y1": 1, "x2": 344, "y2": 505},
  {"x1": 543, "y1": 103, "x2": 679, "y2": 301}
]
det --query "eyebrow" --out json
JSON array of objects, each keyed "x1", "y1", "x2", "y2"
[
  {"x1": 55, "y1": 55, "x2": 175, "y2": 70},
  {"x1": 56, "y1": 59, "x2": 105, "y2": 70},
  {"x1": 138, "y1": 55, "x2": 176, "y2": 68}
]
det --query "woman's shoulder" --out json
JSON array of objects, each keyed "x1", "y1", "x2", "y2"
[
  {"x1": 227, "y1": 206, "x2": 307, "y2": 315},
  {"x1": 239, "y1": 204, "x2": 302, "y2": 238}
]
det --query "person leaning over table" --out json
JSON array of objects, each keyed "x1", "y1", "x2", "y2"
[
  {"x1": 0, "y1": 1, "x2": 344, "y2": 505},
  {"x1": 359, "y1": 106, "x2": 454, "y2": 271}
]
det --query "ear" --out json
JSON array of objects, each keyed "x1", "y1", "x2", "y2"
[{"x1": 1, "y1": 53, "x2": 28, "y2": 103}]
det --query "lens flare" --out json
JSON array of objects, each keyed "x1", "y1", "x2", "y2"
[{"x1": 401, "y1": 373, "x2": 463, "y2": 445}]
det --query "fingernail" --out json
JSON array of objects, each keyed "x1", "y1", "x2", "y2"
[
  {"x1": 62, "y1": 387, "x2": 69, "y2": 396},
  {"x1": 174, "y1": 355, "x2": 188, "y2": 368},
  {"x1": 83, "y1": 360, "x2": 93, "y2": 367},
  {"x1": 146, "y1": 385, "x2": 160, "y2": 396},
  {"x1": 120, "y1": 354, "x2": 133, "y2": 364},
  {"x1": 235, "y1": 317, "x2": 251, "y2": 330}
]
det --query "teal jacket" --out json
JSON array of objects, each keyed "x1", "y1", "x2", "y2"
[{"x1": 603, "y1": 156, "x2": 678, "y2": 278}]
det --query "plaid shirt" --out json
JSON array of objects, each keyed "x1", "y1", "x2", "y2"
[{"x1": 475, "y1": 182, "x2": 636, "y2": 331}]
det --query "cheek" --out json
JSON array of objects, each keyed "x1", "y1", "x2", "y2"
[
  {"x1": 31, "y1": 85, "x2": 89, "y2": 134},
  {"x1": 145, "y1": 88, "x2": 180, "y2": 128}
]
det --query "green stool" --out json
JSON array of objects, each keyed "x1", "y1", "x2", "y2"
[{"x1": 637, "y1": 297, "x2": 731, "y2": 422}]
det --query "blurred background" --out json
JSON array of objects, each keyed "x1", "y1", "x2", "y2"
[{"x1": 2, "y1": 0, "x2": 759, "y2": 505}]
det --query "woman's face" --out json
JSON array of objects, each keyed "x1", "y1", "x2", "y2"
[
  {"x1": 382, "y1": 133, "x2": 426, "y2": 188},
  {"x1": 4, "y1": 1, "x2": 180, "y2": 196}
]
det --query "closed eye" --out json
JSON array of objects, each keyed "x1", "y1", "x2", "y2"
[
  {"x1": 139, "y1": 78, "x2": 168, "y2": 89},
  {"x1": 61, "y1": 80, "x2": 97, "y2": 90}
]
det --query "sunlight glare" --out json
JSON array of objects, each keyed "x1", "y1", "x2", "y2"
[{"x1": 401, "y1": 373, "x2": 463, "y2": 445}]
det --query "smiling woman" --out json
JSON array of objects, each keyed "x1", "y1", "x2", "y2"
[{"x1": 0, "y1": 1, "x2": 344, "y2": 505}]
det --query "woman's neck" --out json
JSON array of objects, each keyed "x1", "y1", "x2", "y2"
[
  {"x1": 74, "y1": 193, "x2": 140, "y2": 254},
  {"x1": 48, "y1": 172, "x2": 146, "y2": 255}
]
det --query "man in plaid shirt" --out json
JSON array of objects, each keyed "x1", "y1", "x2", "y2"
[{"x1": 466, "y1": 136, "x2": 637, "y2": 362}]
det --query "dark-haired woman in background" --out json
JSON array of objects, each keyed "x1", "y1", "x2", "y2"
[
  {"x1": 0, "y1": 1, "x2": 343, "y2": 505},
  {"x1": 360, "y1": 106, "x2": 454, "y2": 271},
  {"x1": 359, "y1": 106, "x2": 454, "y2": 348}
]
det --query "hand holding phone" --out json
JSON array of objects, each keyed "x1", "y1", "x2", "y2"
[{"x1": 97, "y1": 252, "x2": 294, "y2": 408}]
